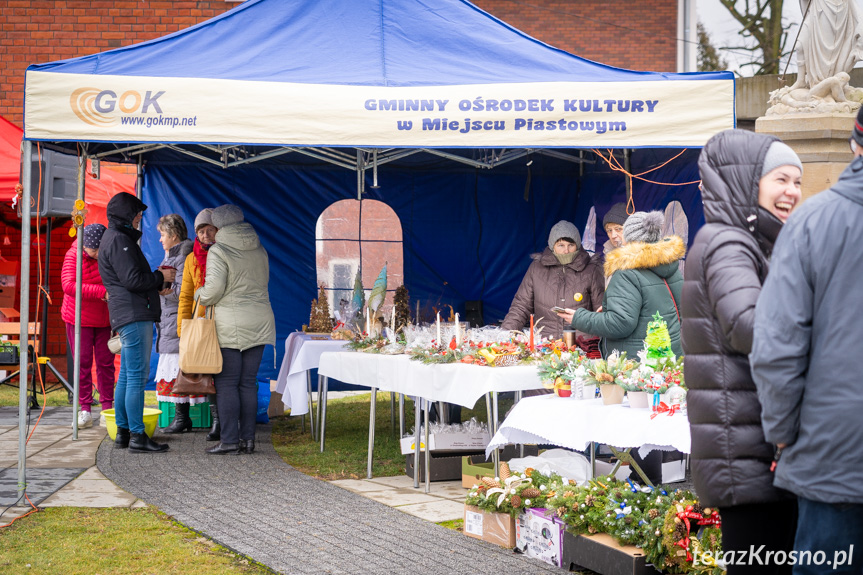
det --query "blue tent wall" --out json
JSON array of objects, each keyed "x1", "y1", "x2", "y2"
[{"x1": 140, "y1": 149, "x2": 701, "y2": 381}]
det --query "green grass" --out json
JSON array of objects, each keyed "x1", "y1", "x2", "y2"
[
  {"x1": 270, "y1": 392, "x2": 513, "y2": 480},
  {"x1": 0, "y1": 507, "x2": 272, "y2": 574},
  {"x1": 437, "y1": 519, "x2": 464, "y2": 532}
]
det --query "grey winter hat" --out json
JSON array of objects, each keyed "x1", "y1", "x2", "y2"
[
  {"x1": 602, "y1": 202, "x2": 629, "y2": 228},
  {"x1": 547, "y1": 220, "x2": 581, "y2": 250},
  {"x1": 211, "y1": 204, "x2": 244, "y2": 229},
  {"x1": 82, "y1": 223, "x2": 106, "y2": 250},
  {"x1": 194, "y1": 208, "x2": 214, "y2": 231},
  {"x1": 760, "y1": 141, "x2": 802, "y2": 178},
  {"x1": 623, "y1": 211, "x2": 665, "y2": 244}
]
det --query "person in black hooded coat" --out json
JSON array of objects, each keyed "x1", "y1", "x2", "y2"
[
  {"x1": 682, "y1": 129, "x2": 802, "y2": 574},
  {"x1": 99, "y1": 192, "x2": 174, "y2": 453}
]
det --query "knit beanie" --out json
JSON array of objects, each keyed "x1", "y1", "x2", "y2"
[
  {"x1": 194, "y1": 208, "x2": 214, "y2": 231},
  {"x1": 623, "y1": 211, "x2": 665, "y2": 244},
  {"x1": 82, "y1": 223, "x2": 106, "y2": 250},
  {"x1": 211, "y1": 204, "x2": 244, "y2": 229},
  {"x1": 547, "y1": 220, "x2": 581, "y2": 250},
  {"x1": 602, "y1": 202, "x2": 629, "y2": 228},
  {"x1": 761, "y1": 141, "x2": 802, "y2": 178},
  {"x1": 852, "y1": 106, "x2": 863, "y2": 148}
]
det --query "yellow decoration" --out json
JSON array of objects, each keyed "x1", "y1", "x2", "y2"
[
  {"x1": 73, "y1": 199, "x2": 86, "y2": 211},
  {"x1": 573, "y1": 292, "x2": 583, "y2": 302},
  {"x1": 68, "y1": 227, "x2": 77, "y2": 238}
]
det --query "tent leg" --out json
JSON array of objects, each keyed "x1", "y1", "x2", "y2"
[
  {"x1": 17, "y1": 140, "x2": 32, "y2": 506},
  {"x1": 72, "y1": 151, "x2": 86, "y2": 440}
]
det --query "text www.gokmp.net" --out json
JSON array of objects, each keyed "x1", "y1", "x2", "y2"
[
  {"x1": 695, "y1": 545, "x2": 855, "y2": 570},
  {"x1": 120, "y1": 115, "x2": 198, "y2": 128}
]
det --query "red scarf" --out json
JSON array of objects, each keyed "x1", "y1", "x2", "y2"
[{"x1": 193, "y1": 238, "x2": 212, "y2": 286}]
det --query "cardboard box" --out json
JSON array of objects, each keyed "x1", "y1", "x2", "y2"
[
  {"x1": 268, "y1": 380, "x2": 285, "y2": 418},
  {"x1": 405, "y1": 450, "x2": 484, "y2": 481},
  {"x1": 515, "y1": 508, "x2": 564, "y2": 567},
  {"x1": 400, "y1": 431, "x2": 490, "y2": 455},
  {"x1": 463, "y1": 504, "x2": 516, "y2": 548},
  {"x1": 461, "y1": 445, "x2": 541, "y2": 488},
  {"x1": 561, "y1": 530, "x2": 660, "y2": 575}
]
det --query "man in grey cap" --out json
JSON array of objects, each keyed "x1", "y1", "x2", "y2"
[
  {"x1": 750, "y1": 108, "x2": 863, "y2": 570},
  {"x1": 602, "y1": 202, "x2": 629, "y2": 251}
]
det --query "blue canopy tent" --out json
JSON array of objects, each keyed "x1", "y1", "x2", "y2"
[{"x1": 21, "y1": 0, "x2": 734, "y2": 385}]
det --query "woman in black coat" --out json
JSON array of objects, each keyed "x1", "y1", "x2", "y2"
[{"x1": 682, "y1": 129, "x2": 802, "y2": 574}]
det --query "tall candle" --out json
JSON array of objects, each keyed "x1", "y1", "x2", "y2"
[
  {"x1": 436, "y1": 311, "x2": 441, "y2": 345},
  {"x1": 366, "y1": 306, "x2": 371, "y2": 337},
  {"x1": 529, "y1": 314, "x2": 534, "y2": 351},
  {"x1": 455, "y1": 313, "x2": 460, "y2": 346},
  {"x1": 391, "y1": 305, "x2": 396, "y2": 332},
  {"x1": 416, "y1": 301, "x2": 419, "y2": 325}
]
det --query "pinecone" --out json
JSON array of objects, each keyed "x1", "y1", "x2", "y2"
[
  {"x1": 584, "y1": 495, "x2": 595, "y2": 507},
  {"x1": 499, "y1": 462, "x2": 511, "y2": 481},
  {"x1": 693, "y1": 503, "x2": 704, "y2": 515},
  {"x1": 613, "y1": 490, "x2": 623, "y2": 500},
  {"x1": 510, "y1": 495, "x2": 522, "y2": 508},
  {"x1": 481, "y1": 477, "x2": 501, "y2": 489},
  {"x1": 648, "y1": 508, "x2": 660, "y2": 520},
  {"x1": 556, "y1": 507, "x2": 567, "y2": 517},
  {"x1": 675, "y1": 523, "x2": 687, "y2": 541},
  {"x1": 587, "y1": 525, "x2": 597, "y2": 534},
  {"x1": 520, "y1": 487, "x2": 541, "y2": 499},
  {"x1": 563, "y1": 491, "x2": 575, "y2": 498}
]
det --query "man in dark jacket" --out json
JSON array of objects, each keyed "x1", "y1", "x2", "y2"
[
  {"x1": 99, "y1": 192, "x2": 173, "y2": 453},
  {"x1": 684, "y1": 129, "x2": 802, "y2": 574},
  {"x1": 751, "y1": 113, "x2": 863, "y2": 572}
]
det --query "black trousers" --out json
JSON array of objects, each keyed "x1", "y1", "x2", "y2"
[
  {"x1": 214, "y1": 345, "x2": 264, "y2": 445},
  {"x1": 719, "y1": 499, "x2": 798, "y2": 575}
]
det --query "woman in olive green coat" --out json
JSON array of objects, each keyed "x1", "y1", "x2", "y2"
[{"x1": 558, "y1": 211, "x2": 684, "y2": 359}]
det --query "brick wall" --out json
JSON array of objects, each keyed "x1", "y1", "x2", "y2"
[{"x1": 0, "y1": 0, "x2": 678, "y2": 126}]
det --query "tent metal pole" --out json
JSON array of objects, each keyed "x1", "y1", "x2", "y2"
[
  {"x1": 538, "y1": 149, "x2": 595, "y2": 165},
  {"x1": 17, "y1": 140, "x2": 32, "y2": 505},
  {"x1": 92, "y1": 143, "x2": 163, "y2": 160},
  {"x1": 136, "y1": 156, "x2": 143, "y2": 199},
  {"x1": 72, "y1": 151, "x2": 87, "y2": 440},
  {"x1": 356, "y1": 149, "x2": 363, "y2": 200}
]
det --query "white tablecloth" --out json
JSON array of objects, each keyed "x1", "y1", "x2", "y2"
[
  {"x1": 275, "y1": 333, "x2": 347, "y2": 415},
  {"x1": 486, "y1": 394, "x2": 690, "y2": 458},
  {"x1": 317, "y1": 351, "x2": 545, "y2": 407}
]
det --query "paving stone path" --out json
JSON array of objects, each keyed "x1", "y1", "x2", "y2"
[{"x1": 97, "y1": 425, "x2": 561, "y2": 575}]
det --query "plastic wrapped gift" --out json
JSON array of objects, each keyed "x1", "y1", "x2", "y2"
[{"x1": 664, "y1": 385, "x2": 687, "y2": 413}]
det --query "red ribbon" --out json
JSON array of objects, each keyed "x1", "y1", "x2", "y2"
[
  {"x1": 650, "y1": 402, "x2": 680, "y2": 419},
  {"x1": 675, "y1": 505, "x2": 702, "y2": 562}
]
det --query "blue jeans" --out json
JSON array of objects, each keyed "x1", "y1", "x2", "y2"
[
  {"x1": 114, "y1": 321, "x2": 153, "y2": 434},
  {"x1": 793, "y1": 497, "x2": 863, "y2": 574}
]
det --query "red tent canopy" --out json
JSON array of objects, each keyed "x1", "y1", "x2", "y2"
[{"x1": 0, "y1": 116, "x2": 135, "y2": 225}]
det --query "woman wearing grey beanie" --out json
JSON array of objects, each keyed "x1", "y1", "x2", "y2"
[{"x1": 501, "y1": 220, "x2": 604, "y2": 341}]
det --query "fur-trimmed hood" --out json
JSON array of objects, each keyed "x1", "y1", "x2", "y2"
[{"x1": 604, "y1": 235, "x2": 686, "y2": 278}]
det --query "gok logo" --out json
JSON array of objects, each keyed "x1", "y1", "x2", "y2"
[{"x1": 70, "y1": 88, "x2": 165, "y2": 126}]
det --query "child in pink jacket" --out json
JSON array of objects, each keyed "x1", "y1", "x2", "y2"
[{"x1": 61, "y1": 223, "x2": 115, "y2": 428}]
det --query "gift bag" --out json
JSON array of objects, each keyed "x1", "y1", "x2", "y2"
[
  {"x1": 179, "y1": 297, "x2": 222, "y2": 374},
  {"x1": 173, "y1": 370, "x2": 216, "y2": 395}
]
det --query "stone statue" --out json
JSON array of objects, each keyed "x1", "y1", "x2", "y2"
[{"x1": 768, "y1": 0, "x2": 863, "y2": 115}]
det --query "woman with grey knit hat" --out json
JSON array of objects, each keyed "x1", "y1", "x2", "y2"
[
  {"x1": 682, "y1": 129, "x2": 801, "y2": 574},
  {"x1": 196, "y1": 204, "x2": 276, "y2": 455},
  {"x1": 501, "y1": 220, "x2": 604, "y2": 341},
  {"x1": 557, "y1": 210, "x2": 684, "y2": 359}
]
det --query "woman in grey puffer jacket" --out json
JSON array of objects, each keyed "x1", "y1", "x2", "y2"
[
  {"x1": 153, "y1": 214, "x2": 195, "y2": 433},
  {"x1": 682, "y1": 129, "x2": 801, "y2": 574}
]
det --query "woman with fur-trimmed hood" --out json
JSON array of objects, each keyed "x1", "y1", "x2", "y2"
[{"x1": 558, "y1": 211, "x2": 684, "y2": 359}]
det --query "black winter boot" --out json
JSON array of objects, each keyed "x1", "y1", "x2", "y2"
[
  {"x1": 115, "y1": 427, "x2": 131, "y2": 449},
  {"x1": 129, "y1": 432, "x2": 169, "y2": 453},
  {"x1": 238, "y1": 439, "x2": 255, "y2": 454},
  {"x1": 206, "y1": 442, "x2": 239, "y2": 455},
  {"x1": 205, "y1": 398, "x2": 220, "y2": 441},
  {"x1": 162, "y1": 402, "x2": 193, "y2": 434}
]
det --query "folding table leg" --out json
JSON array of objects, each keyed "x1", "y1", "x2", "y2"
[
  {"x1": 319, "y1": 376, "x2": 329, "y2": 453},
  {"x1": 413, "y1": 397, "x2": 421, "y2": 489},
  {"x1": 390, "y1": 392, "x2": 395, "y2": 438},
  {"x1": 590, "y1": 442, "x2": 596, "y2": 479},
  {"x1": 306, "y1": 370, "x2": 316, "y2": 440},
  {"x1": 398, "y1": 393, "x2": 405, "y2": 439},
  {"x1": 492, "y1": 391, "x2": 500, "y2": 478},
  {"x1": 515, "y1": 390, "x2": 524, "y2": 458},
  {"x1": 608, "y1": 446, "x2": 653, "y2": 487},
  {"x1": 367, "y1": 387, "x2": 377, "y2": 479},
  {"x1": 424, "y1": 401, "x2": 431, "y2": 493}
]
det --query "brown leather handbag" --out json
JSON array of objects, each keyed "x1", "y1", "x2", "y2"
[{"x1": 172, "y1": 370, "x2": 216, "y2": 396}]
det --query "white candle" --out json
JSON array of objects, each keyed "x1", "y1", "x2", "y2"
[
  {"x1": 436, "y1": 311, "x2": 441, "y2": 344},
  {"x1": 391, "y1": 305, "x2": 396, "y2": 332},
  {"x1": 454, "y1": 313, "x2": 460, "y2": 346},
  {"x1": 366, "y1": 306, "x2": 371, "y2": 337}
]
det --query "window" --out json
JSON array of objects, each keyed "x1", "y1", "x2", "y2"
[{"x1": 315, "y1": 199, "x2": 403, "y2": 319}]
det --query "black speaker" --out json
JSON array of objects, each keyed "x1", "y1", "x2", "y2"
[
  {"x1": 18, "y1": 148, "x2": 79, "y2": 218},
  {"x1": 464, "y1": 300, "x2": 483, "y2": 327}
]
